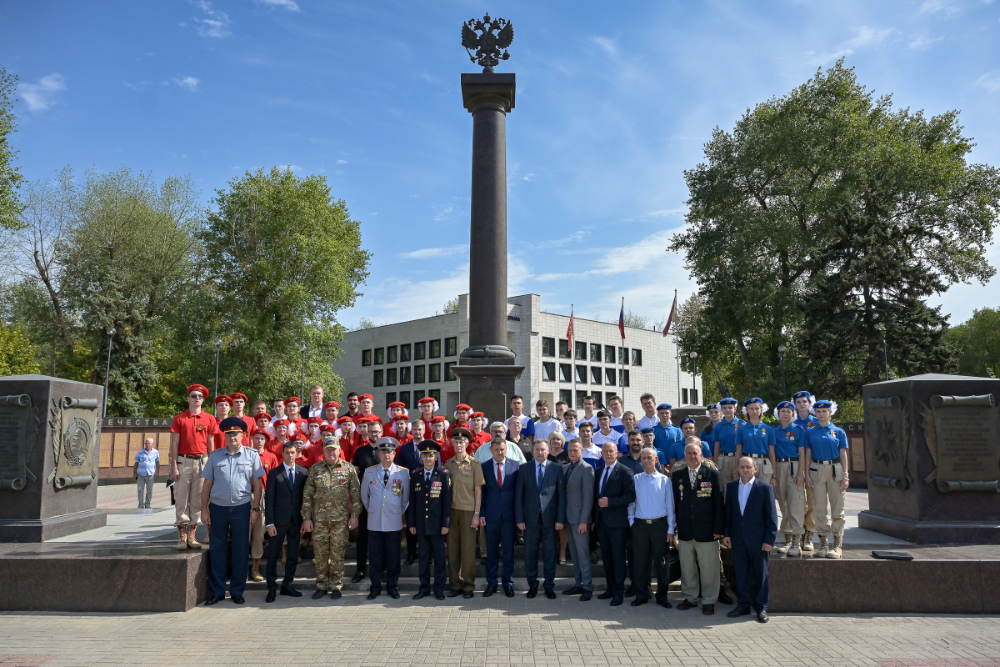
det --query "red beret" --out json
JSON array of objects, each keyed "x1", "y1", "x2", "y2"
[
  {"x1": 284, "y1": 396, "x2": 301, "y2": 405},
  {"x1": 471, "y1": 412, "x2": 485, "y2": 419},
  {"x1": 393, "y1": 413, "x2": 409, "y2": 422},
  {"x1": 273, "y1": 419, "x2": 290, "y2": 427},
  {"x1": 359, "y1": 394, "x2": 374, "y2": 402},
  {"x1": 294, "y1": 433, "x2": 308, "y2": 442},
  {"x1": 307, "y1": 417, "x2": 324, "y2": 425},
  {"x1": 388, "y1": 401, "x2": 405, "y2": 409},
  {"x1": 254, "y1": 413, "x2": 272, "y2": 423},
  {"x1": 320, "y1": 422, "x2": 337, "y2": 433},
  {"x1": 187, "y1": 384, "x2": 209, "y2": 398},
  {"x1": 356, "y1": 416, "x2": 372, "y2": 424},
  {"x1": 418, "y1": 397, "x2": 435, "y2": 405},
  {"x1": 214, "y1": 395, "x2": 233, "y2": 406},
  {"x1": 324, "y1": 401, "x2": 340, "y2": 409},
  {"x1": 455, "y1": 404, "x2": 472, "y2": 411},
  {"x1": 230, "y1": 392, "x2": 248, "y2": 402},
  {"x1": 336, "y1": 416, "x2": 354, "y2": 424},
  {"x1": 431, "y1": 416, "x2": 447, "y2": 423}
]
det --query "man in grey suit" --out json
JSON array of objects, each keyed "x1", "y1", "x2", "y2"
[
  {"x1": 561, "y1": 438, "x2": 595, "y2": 601},
  {"x1": 360, "y1": 438, "x2": 410, "y2": 600},
  {"x1": 515, "y1": 438, "x2": 566, "y2": 599}
]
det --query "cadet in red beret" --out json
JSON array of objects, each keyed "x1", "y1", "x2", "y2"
[
  {"x1": 448, "y1": 403, "x2": 473, "y2": 439},
  {"x1": 266, "y1": 419, "x2": 291, "y2": 461},
  {"x1": 213, "y1": 396, "x2": 234, "y2": 451},
  {"x1": 229, "y1": 393, "x2": 255, "y2": 435},
  {"x1": 417, "y1": 396, "x2": 438, "y2": 433},
  {"x1": 468, "y1": 412, "x2": 492, "y2": 454},
  {"x1": 429, "y1": 416, "x2": 456, "y2": 464},
  {"x1": 384, "y1": 401, "x2": 408, "y2": 438},
  {"x1": 284, "y1": 396, "x2": 307, "y2": 435},
  {"x1": 323, "y1": 400, "x2": 341, "y2": 424},
  {"x1": 337, "y1": 416, "x2": 358, "y2": 461},
  {"x1": 170, "y1": 384, "x2": 219, "y2": 551}
]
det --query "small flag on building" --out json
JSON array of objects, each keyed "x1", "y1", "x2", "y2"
[
  {"x1": 618, "y1": 298, "x2": 625, "y2": 340},
  {"x1": 567, "y1": 305, "x2": 574, "y2": 345},
  {"x1": 663, "y1": 290, "x2": 677, "y2": 336}
]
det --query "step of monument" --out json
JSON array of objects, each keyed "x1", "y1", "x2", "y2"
[
  {"x1": 244, "y1": 576, "x2": 685, "y2": 594},
  {"x1": 269, "y1": 560, "x2": 607, "y2": 579}
]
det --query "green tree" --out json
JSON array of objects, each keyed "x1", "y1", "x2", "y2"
[
  {"x1": 0, "y1": 68, "x2": 24, "y2": 231},
  {"x1": 201, "y1": 167, "x2": 370, "y2": 400},
  {"x1": 944, "y1": 307, "x2": 1000, "y2": 378},
  {"x1": 0, "y1": 323, "x2": 40, "y2": 375}
]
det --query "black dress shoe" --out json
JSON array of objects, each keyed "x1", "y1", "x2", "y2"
[
  {"x1": 702, "y1": 604, "x2": 715, "y2": 615},
  {"x1": 312, "y1": 589, "x2": 327, "y2": 600},
  {"x1": 483, "y1": 586, "x2": 497, "y2": 597},
  {"x1": 728, "y1": 607, "x2": 752, "y2": 618},
  {"x1": 414, "y1": 591, "x2": 430, "y2": 600},
  {"x1": 563, "y1": 586, "x2": 584, "y2": 595},
  {"x1": 463, "y1": 591, "x2": 475, "y2": 599},
  {"x1": 579, "y1": 591, "x2": 592, "y2": 601},
  {"x1": 718, "y1": 589, "x2": 734, "y2": 605},
  {"x1": 624, "y1": 585, "x2": 636, "y2": 598},
  {"x1": 388, "y1": 589, "x2": 400, "y2": 599},
  {"x1": 351, "y1": 570, "x2": 366, "y2": 583},
  {"x1": 281, "y1": 587, "x2": 302, "y2": 597},
  {"x1": 544, "y1": 588, "x2": 556, "y2": 599},
  {"x1": 404, "y1": 555, "x2": 417, "y2": 565},
  {"x1": 676, "y1": 599, "x2": 697, "y2": 610},
  {"x1": 526, "y1": 587, "x2": 537, "y2": 599},
  {"x1": 447, "y1": 589, "x2": 464, "y2": 597},
  {"x1": 610, "y1": 597, "x2": 623, "y2": 606},
  {"x1": 597, "y1": 591, "x2": 615, "y2": 600},
  {"x1": 265, "y1": 590, "x2": 276, "y2": 603},
  {"x1": 367, "y1": 591, "x2": 379, "y2": 600},
  {"x1": 757, "y1": 610, "x2": 769, "y2": 623},
  {"x1": 330, "y1": 589, "x2": 342, "y2": 599},
  {"x1": 435, "y1": 592, "x2": 446, "y2": 600},
  {"x1": 504, "y1": 586, "x2": 514, "y2": 598},
  {"x1": 656, "y1": 598, "x2": 672, "y2": 608},
  {"x1": 630, "y1": 598, "x2": 647, "y2": 607},
  {"x1": 205, "y1": 595, "x2": 225, "y2": 606},
  {"x1": 231, "y1": 595, "x2": 245, "y2": 604}
]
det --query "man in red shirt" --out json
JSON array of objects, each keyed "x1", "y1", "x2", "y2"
[
  {"x1": 337, "y1": 416, "x2": 358, "y2": 461},
  {"x1": 230, "y1": 393, "x2": 255, "y2": 434},
  {"x1": 469, "y1": 412, "x2": 491, "y2": 454},
  {"x1": 357, "y1": 394, "x2": 380, "y2": 426},
  {"x1": 448, "y1": 404, "x2": 473, "y2": 438},
  {"x1": 170, "y1": 384, "x2": 220, "y2": 551},
  {"x1": 252, "y1": 413, "x2": 272, "y2": 439},
  {"x1": 323, "y1": 401, "x2": 340, "y2": 425},
  {"x1": 251, "y1": 429, "x2": 280, "y2": 582},
  {"x1": 266, "y1": 419, "x2": 291, "y2": 460},
  {"x1": 213, "y1": 396, "x2": 233, "y2": 451},
  {"x1": 285, "y1": 396, "x2": 307, "y2": 435},
  {"x1": 417, "y1": 397, "x2": 437, "y2": 432}
]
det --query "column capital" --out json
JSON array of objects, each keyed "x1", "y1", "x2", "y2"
[{"x1": 461, "y1": 73, "x2": 516, "y2": 113}]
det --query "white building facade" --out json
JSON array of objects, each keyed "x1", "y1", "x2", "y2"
[{"x1": 333, "y1": 294, "x2": 703, "y2": 416}]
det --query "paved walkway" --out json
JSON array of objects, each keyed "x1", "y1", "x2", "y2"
[{"x1": 1, "y1": 595, "x2": 998, "y2": 666}]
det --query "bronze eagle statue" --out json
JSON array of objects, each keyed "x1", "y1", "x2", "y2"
[{"x1": 461, "y1": 14, "x2": 513, "y2": 72}]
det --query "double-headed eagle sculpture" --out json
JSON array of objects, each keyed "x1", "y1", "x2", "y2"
[{"x1": 461, "y1": 14, "x2": 514, "y2": 72}]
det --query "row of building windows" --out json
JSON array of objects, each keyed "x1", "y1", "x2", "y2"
[
  {"x1": 541, "y1": 363, "x2": 631, "y2": 387},
  {"x1": 362, "y1": 338, "x2": 458, "y2": 366},
  {"x1": 541, "y1": 338, "x2": 642, "y2": 366},
  {"x1": 372, "y1": 363, "x2": 456, "y2": 387},
  {"x1": 383, "y1": 389, "x2": 441, "y2": 410}
]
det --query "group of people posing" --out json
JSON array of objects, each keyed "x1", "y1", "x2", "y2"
[{"x1": 167, "y1": 384, "x2": 850, "y2": 622}]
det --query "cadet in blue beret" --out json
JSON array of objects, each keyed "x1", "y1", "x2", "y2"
[
  {"x1": 652, "y1": 404, "x2": 683, "y2": 459},
  {"x1": 791, "y1": 390, "x2": 819, "y2": 552},
  {"x1": 770, "y1": 401, "x2": 807, "y2": 557},
  {"x1": 700, "y1": 403, "x2": 722, "y2": 445},
  {"x1": 712, "y1": 398, "x2": 745, "y2": 495},
  {"x1": 734, "y1": 398, "x2": 776, "y2": 483},
  {"x1": 803, "y1": 400, "x2": 848, "y2": 559}
]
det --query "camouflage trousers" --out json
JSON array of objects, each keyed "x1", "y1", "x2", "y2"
[{"x1": 313, "y1": 520, "x2": 350, "y2": 592}]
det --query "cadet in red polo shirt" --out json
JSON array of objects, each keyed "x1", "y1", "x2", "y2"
[
  {"x1": 213, "y1": 396, "x2": 233, "y2": 451},
  {"x1": 285, "y1": 396, "x2": 307, "y2": 435},
  {"x1": 384, "y1": 401, "x2": 408, "y2": 438},
  {"x1": 337, "y1": 416, "x2": 359, "y2": 461},
  {"x1": 430, "y1": 416, "x2": 456, "y2": 463},
  {"x1": 417, "y1": 396, "x2": 437, "y2": 432},
  {"x1": 468, "y1": 412, "x2": 491, "y2": 454},
  {"x1": 266, "y1": 419, "x2": 291, "y2": 460},
  {"x1": 448, "y1": 404, "x2": 473, "y2": 438},
  {"x1": 230, "y1": 393, "x2": 256, "y2": 434},
  {"x1": 323, "y1": 401, "x2": 340, "y2": 427},
  {"x1": 170, "y1": 384, "x2": 220, "y2": 550}
]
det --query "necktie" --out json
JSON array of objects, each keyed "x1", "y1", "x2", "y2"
[
  {"x1": 425, "y1": 471, "x2": 430, "y2": 484},
  {"x1": 565, "y1": 463, "x2": 574, "y2": 483},
  {"x1": 497, "y1": 462, "x2": 503, "y2": 489},
  {"x1": 288, "y1": 467, "x2": 294, "y2": 489},
  {"x1": 537, "y1": 463, "x2": 543, "y2": 488},
  {"x1": 383, "y1": 469, "x2": 389, "y2": 485},
  {"x1": 601, "y1": 467, "x2": 610, "y2": 494}
]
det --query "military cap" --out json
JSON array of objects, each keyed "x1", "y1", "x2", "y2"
[
  {"x1": 418, "y1": 439, "x2": 441, "y2": 455},
  {"x1": 214, "y1": 395, "x2": 233, "y2": 406},
  {"x1": 774, "y1": 401, "x2": 794, "y2": 414},
  {"x1": 220, "y1": 416, "x2": 248, "y2": 433},
  {"x1": 792, "y1": 391, "x2": 813, "y2": 401},
  {"x1": 323, "y1": 438, "x2": 340, "y2": 449},
  {"x1": 230, "y1": 392, "x2": 248, "y2": 402},
  {"x1": 187, "y1": 384, "x2": 209, "y2": 398},
  {"x1": 706, "y1": 403, "x2": 721, "y2": 411},
  {"x1": 450, "y1": 427, "x2": 472, "y2": 441},
  {"x1": 376, "y1": 436, "x2": 399, "y2": 452},
  {"x1": 640, "y1": 427, "x2": 655, "y2": 434},
  {"x1": 719, "y1": 398, "x2": 738, "y2": 406},
  {"x1": 813, "y1": 399, "x2": 837, "y2": 415},
  {"x1": 656, "y1": 403, "x2": 673, "y2": 411},
  {"x1": 679, "y1": 417, "x2": 697, "y2": 426}
]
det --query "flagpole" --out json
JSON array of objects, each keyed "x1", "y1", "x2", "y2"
[
  {"x1": 620, "y1": 296, "x2": 625, "y2": 413},
  {"x1": 570, "y1": 304, "x2": 576, "y2": 412}
]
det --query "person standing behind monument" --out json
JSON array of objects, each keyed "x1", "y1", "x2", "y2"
[
  {"x1": 468, "y1": 412, "x2": 491, "y2": 453},
  {"x1": 593, "y1": 441, "x2": 635, "y2": 606},
  {"x1": 505, "y1": 394, "x2": 536, "y2": 443},
  {"x1": 169, "y1": 384, "x2": 220, "y2": 551},
  {"x1": 804, "y1": 400, "x2": 849, "y2": 559},
  {"x1": 133, "y1": 438, "x2": 160, "y2": 509},
  {"x1": 771, "y1": 401, "x2": 807, "y2": 556},
  {"x1": 262, "y1": 440, "x2": 307, "y2": 601},
  {"x1": 408, "y1": 441, "x2": 452, "y2": 600},
  {"x1": 723, "y1": 456, "x2": 777, "y2": 623},
  {"x1": 713, "y1": 398, "x2": 745, "y2": 490},
  {"x1": 562, "y1": 438, "x2": 595, "y2": 601},
  {"x1": 673, "y1": 442, "x2": 726, "y2": 615},
  {"x1": 443, "y1": 429, "x2": 483, "y2": 598},
  {"x1": 792, "y1": 390, "x2": 819, "y2": 552},
  {"x1": 515, "y1": 438, "x2": 566, "y2": 600},
  {"x1": 200, "y1": 418, "x2": 265, "y2": 605},
  {"x1": 360, "y1": 438, "x2": 409, "y2": 600},
  {"x1": 474, "y1": 421, "x2": 526, "y2": 464}
]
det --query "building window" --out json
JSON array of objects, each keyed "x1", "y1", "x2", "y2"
[
  {"x1": 692, "y1": 389, "x2": 699, "y2": 404},
  {"x1": 590, "y1": 367, "x2": 602, "y2": 385},
  {"x1": 559, "y1": 389, "x2": 572, "y2": 405},
  {"x1": 632, "y1": 349, "x2": 642, "y2": 366},
  {"x1": 400, "y1": 343, "x2": 411, "y2": 362},
  {"x1": 621, "y1": 370, "x2": 630, "y2": 387},
  {"x1": 604, "y1": 345, "x2": 615, "y2": 363},
  {"x1": 387, "y1": 345, "x2": 397, "y2": 364},
  {"x1": 542, "y1": 337, "x2": 555, "y2": 357},
  {"x1": 400, "y1": 367, "x2": 411, "y2": 385},
  {"x1": 605, "y1": 368, "x2": 616, "y2": 386},
  {"x1": 414, "y1": 365, "x2": 426, "y2": 384},
  {"x1": 542, "y1": 362, "x2": 555, "y2": 381},
  {"x1": 591, "y1": 391, "x2": 603, "y2": 409},
  {"x1": 429, "y1": 339, "x2": 441, "y2": 358},
  {"x1": 575, "y1": 341, "x2": 586, "y2": 360},
  {"x1": 362, "y1": 349, "x2": 372, "y2": 366},
  {"x1": 590, "y1": 343, "x2": 601, "y2": 362},
  {"x1": 444, "y1": 362, "x2": 456, "y2": 381},
  {"x1": 429, "y1": 389, "x2": 441, "y2": 402},
  {"x1": 414, "y1": 341, "x2": 426, "y2": 360},
  {"x1": 387, "y1": 368, "x2": 397, "y2": 386},
  {"x1": 374, "y1": 348, "x2": 384, "y2": 365},
  {"x1": 618, "y1": 347, "x2": 629, "y2": 365},
  {"x1": 445, "y1": 337, "x2": 457, "y2": 357},
  {"x1": 385, "y1": 392, "x2": 397, "y2": 408},
  {"x1": 399, "y1": 391, "x2": 410, "y2": 408},
  {"x1": 373, "y1": 369, "x2": 384, "y2": 387},
  {"x1": 559, "y1": 339, "x2": 570, "y2": 359},
  {"x1": 429, "y1": 363, "x2": 441, "y2": 383},
  {"x1": 413, "y1": 389, "x2": 426, "y2": 403},
  {"x1": 559, "y1": 364, "x2": 572, "y2": 383},
  {"x1": 575, "y1": 365, "x2": 587, "y2": 383},
  {"x1": 682, "y1": 388, "x2": 689, "y2": 404}
]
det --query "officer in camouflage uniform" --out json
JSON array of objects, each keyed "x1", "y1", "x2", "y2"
[{"x1": 301, "y1": 439, "x2": 360, "y2": 600}]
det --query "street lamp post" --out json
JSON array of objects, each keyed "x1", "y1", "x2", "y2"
[
  {"x1": 214, "y1": 340, "x2": 222, "y2": 399},
  {"x1": 299, "y1": 341, "x2": 307, "y2": 400},
  {"x1": 778, "y1": 344, "x2": 787, "y2": 400},
  {"x1": 102, "y1": 327, "x2": 115, "y2": 418},
  {"x1": 883, "y1": 337, "x2": 889, "y2": 381},
  {"x1": 689, "y1": 351, "x2": 698, "y2": 405}
]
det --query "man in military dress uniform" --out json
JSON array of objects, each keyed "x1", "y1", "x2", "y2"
[
  {"x1": 443, "y1": 428, "x2": 484, "y2": 598},
  {"x1": 408, "y1": 441, "x2": 452, "y2": 600},
  {"x1": 360, "y1": 437, "x2": 410, "y2": 599},
  {"x1": 301, "y1": 439, "x2": 360, "y2": 599}
]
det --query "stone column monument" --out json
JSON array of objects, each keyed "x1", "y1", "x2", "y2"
[
  {"x1": 0, "y1": 375, "x2": 107, "y2": 541},
  {"x1": 449, "y1": 14, "x2": 524, "y2": 425}
]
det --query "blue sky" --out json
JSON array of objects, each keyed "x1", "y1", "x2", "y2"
[{"x1": 3, "y1": 0, "x2": 999, "y2": 330}]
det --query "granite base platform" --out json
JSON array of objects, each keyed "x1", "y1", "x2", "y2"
[
  {"x1": 0, "y1": 541, "x2": 207, "y2": 612},
  {"x1": 858, "y1": 510, "x2": 1000, "y2": 544},
  {"x1": 0, "y1": 509, "x2": 107, "y2": 542}
]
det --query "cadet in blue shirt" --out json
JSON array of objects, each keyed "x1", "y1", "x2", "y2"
[
  {"x1": 734, "y1": 398, "x2": 776, "y2": 483},
  {"x1": 770, "y1": 401, "x2": 807, "y2": 556},
  {"x1": 700, "y1": 403, "x2": 722, "y2": 446},
  {"x1": 712, "y1": 398, "x2": 744, "y2": 491},
  {"x1": 803, "y1": 400, "x2": 849, "y2": 560},
  {"x1": 668, "y1": 418, "x2": 712, "y2": 472},
  {"x1": 640, "y1": 428, "x2": 668, "y2": 467},
  {"x1": 791, "y1": 390, "x2": 819, "y2": 551},
  {"x1": 651, "y1": 404, "x2": 683, "y2": 458}
]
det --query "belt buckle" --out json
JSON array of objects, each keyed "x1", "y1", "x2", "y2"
[{"x1": 645, "y1": 519, "x2": 653, "y2": 524}]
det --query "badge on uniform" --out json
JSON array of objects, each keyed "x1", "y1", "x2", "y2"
[
  {"x1": 430, "y1": 480, "x2": 441, "y2": 498},
  {"x1": 392, "y1": 479, "x2": 402, "y2": 496}
]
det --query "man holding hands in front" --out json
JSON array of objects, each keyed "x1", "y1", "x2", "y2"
[
  {"x1": 724, "y1": 456, "x2": 778, "y2": 623},
  {"x1": 593, "y1": 441, "x2": 636, "y2": 606},
  {"x1": 515, "y1": 438, "x2": 566, "y2": 599}
]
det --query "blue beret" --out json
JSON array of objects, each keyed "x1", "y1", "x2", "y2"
[
  {"x1": 719, "y1": 398, "x2": 738, "y2": 406},
  {"x1": 743, "y1": 397, "x2": 764, "y2": 407},
  {"x1": 792, "y1": 391, "x2": 812, "y2": 400},
  {"x1": 706, "y1": 403, "x2": 720, "y2": 411},
  {"x1": 775, "y1": 401, "x2": 794, "y2": 411},
  {"x1": 679, "y1": 417, "x2": 697, "y2": 426},
  {"x1": 813, "y1": 400, "x2": 834, "y2": 409},
  {"x1": 640, "y1": 428, "x2": 655, "y2": 434},
  {"x1": 656, "y1": 403, "x2": 673, "y2": 410},
  {"x1": 220, "y1": 416, "x2": 248, "y2": 433}
]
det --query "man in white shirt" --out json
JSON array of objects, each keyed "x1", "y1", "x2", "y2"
[
  {"x1": 580, "y1": 396, "x2": 599, "y2": 429},
  {"x1": 607, "y1": 395, "x2": 625, "y2": 432},
  {"x1": 629, "y1": 448, "x2": 676, "y2": 608},
  {"x1": 636, "y1": 393, "x2": 659, "y2": 431},
  {"x1": 532, "y1": 399, "x2": 563, "y2": 443},
  {"x1": 305, "y1": 385, "x2": 325, "y2": 419},
  {"x1": 561, "y1": 409, "x2": 580, "y2": 441},
  {"x1": 592, "y1": 411, "x2": 621, "y2": 451},
  {"x1": 577, "y1": 421, "x2": 602, "y2": 469}
]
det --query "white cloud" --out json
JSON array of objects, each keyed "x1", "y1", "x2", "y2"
[
  {"x1": 282, "y1": 164, "x2": 304, "y2": 172},
  {"x1": 432, "y1": 203, "x2": 454, "y2": 221},
  {"x1": 193, "y1": 0, "x2": 231, "y2": 38},
  {"x1": 20, "y1": 74, "x2": 66, "y2": 111},
  {"x1": 592, "y1": 36, "x2": 619, "y2": 57},
  {"x1": 909, "y1": 34, "x2": 944, "y2": 50},
  {"x1": 535, "y1": 229, "x2": 675, "y2": 282},
  {"x1": 808, "y1": 26, "x2": 893, "y2": 65},
  {"x1": 174, "y1": 76, "x2": 200, "y2": 91},
  {"x1": 522, "y1": 173, "x2": 535, "y2": 181},
  {"x1": 400, "y1": 245, "x2": 468, "y2": 260},
  {"x1": 336, "y1": 159, "x2": 347, "y2": 164},
  {"x1": 974, "y1": 71, "x2": 1000, "y2": 92},
  {"x1": 918, "y1": 0, "x2": 959, "y2": 15},
  {"x1": 259, "y1": 0, "x2": 299, "y2": 10}
]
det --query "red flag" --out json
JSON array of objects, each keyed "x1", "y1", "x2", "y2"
[
  {"x1": 567, "y1": 305, "x2": 574, "y2": 345},
  {"x1": 663, "y1": 290, "x2": 677, "y2": 336},
  {"x1": 618, "y1": 299, "x2": 625, "y2": 340}
]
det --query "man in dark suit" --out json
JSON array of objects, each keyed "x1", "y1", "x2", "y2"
[
  {"x1": 593, "y1": 441, "x2": 636, "y2": 606},
  {"x1": 408, "y1": 441, "x2": 452, "y2": 600},
  {"x1": 515, "y1": 438, "x2": 566, "y2": 599},
  {"x1": 480, "y1": 436, "x2": 520, "y2": 598},
  {"x1": 672, "y1": 441, "x2": 727, "y2": 615},
  {"x1": 264, "y1": 440, "x2": 309, "y2": 602},
  {"x1": 724, "y1": 456, "x2": 778, "y2": 623}
]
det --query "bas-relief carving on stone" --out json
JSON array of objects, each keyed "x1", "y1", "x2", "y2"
[
  {"x1": 866, "y1": 395, "x2": 911, "y2": 490},
  {"x1": 0, "y1": 394, "x2": 42, "y2": 491},
  {"x1": 47, "y1": 397, "x2": 101, "y2": 490},
  {"x1": 919, "y1": 393, "x2": 1000, "y2": 493}
]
